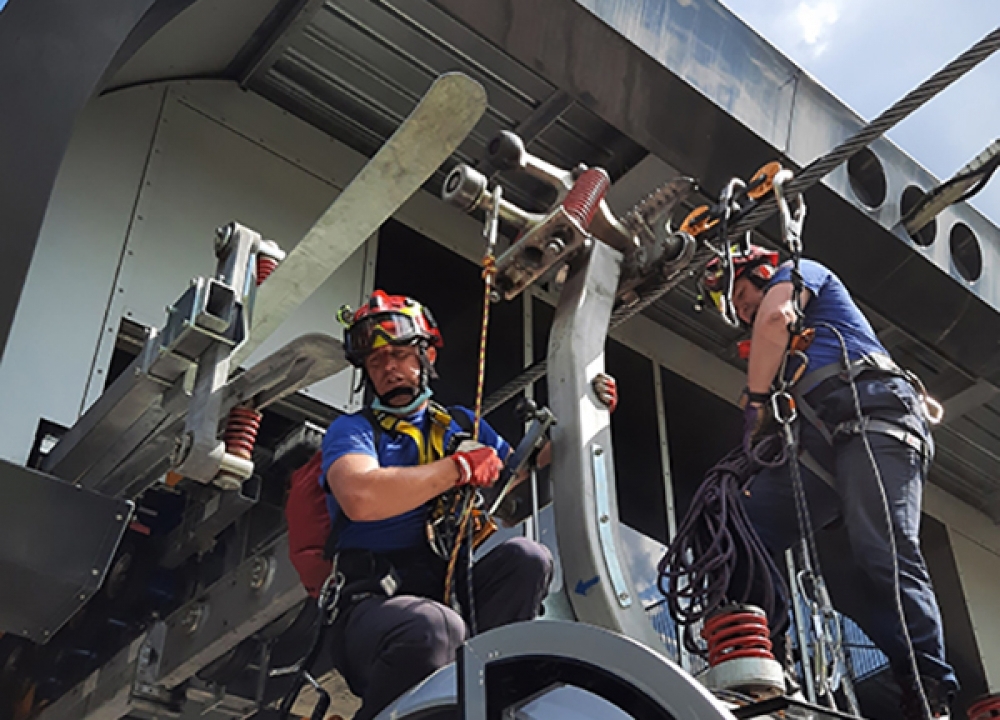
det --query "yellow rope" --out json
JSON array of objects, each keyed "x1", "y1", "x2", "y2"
[
  {"x1": 473, "y1": 255, "x2": 496, "y2": 439},
  {"x1": 444, "y1": 252, "x2": 496, "y2": 605}
]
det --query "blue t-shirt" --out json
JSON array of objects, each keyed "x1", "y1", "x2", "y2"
[
  {"x1": 766, "y1": 259, "x2": 886, "y2": 374},
  {"x1": 320, "y1": 404, "x2": 511, "y2": 552}
]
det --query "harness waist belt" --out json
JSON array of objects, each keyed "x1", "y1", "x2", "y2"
[
  {"x1": 834, "y1": 418, "x2": 928, "y2": 459},
  {"x1": 797, "y1": 352, "x2": 903, "y2": 398}
]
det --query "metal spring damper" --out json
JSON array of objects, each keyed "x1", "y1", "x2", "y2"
[
  {"x1": 701, "y1": 605, "x2": 776, "y2": 668},
  {"x1": 562, "y1": 167, "x2": 610, "y2": 228},
  {"x1": 256, "y1": 254, "x2": 280, "y2": 284},
  {"x1": 223, "y1": 406, "x2": 263, "y2": 465},
  {"x1": 969, "y1": 694, "x2": 1000, "y2": 720}
]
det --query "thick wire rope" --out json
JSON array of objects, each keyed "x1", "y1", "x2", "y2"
[
  {"x1": 481, "y1": 26, "x2": 1000, "y2": 417},
  {"x1": 734, "y1": 26, "x2": 1000, "y2": 235}
]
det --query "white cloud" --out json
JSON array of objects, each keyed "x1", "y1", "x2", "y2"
[{"x1": 795, "y1": 1, "x2": 841, "y2": 54}]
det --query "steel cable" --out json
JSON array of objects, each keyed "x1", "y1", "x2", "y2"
[
  {"x1": 482, "y1": 27, "x2": 1000, "y2": 417},
  {"x1": 734, "y1": 26, "x2": 1000, "y2": 235},
  {"x1": 482, "y1": 244, "x2": 717, "y2": 414}
]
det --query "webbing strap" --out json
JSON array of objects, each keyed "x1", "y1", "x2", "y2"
[
  {"x1": 834, "y1": 417, "x2": 928, "y2": 459},
  {"x1": 369, "y1": 403, "x2": 451, "y2": 465},
  {"x1": 796, "y1": 352, "x2": 902, "y2": 397}
]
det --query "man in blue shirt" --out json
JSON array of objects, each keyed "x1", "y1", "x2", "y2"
[
  {"x1": 320, "y1": 290, "x2": 560, "y2": 720},
  {"x1": 704, "y1": 247, "x2": 956, "y2": 719}
]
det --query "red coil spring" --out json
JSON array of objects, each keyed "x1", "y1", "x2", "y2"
[
  {"x1": 969, "y1": 694, "x2": 1000, "y2": 720},
  {"x1": 223, "y1": 406, "x2": 262, "y2": 460},
  {"x1": 701, "y1": 606, "x2": 775, "y2": 667},
  {"x1": 257, "y1": 255, "x2": 279, "y2": 285},
  {"x1": 561, "y1": 167, "x2": 611, "y2": 230}
]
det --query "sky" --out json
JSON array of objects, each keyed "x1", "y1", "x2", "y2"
[{"x1": 720, "y1": 0, "x2": 1000, "y2": 226}]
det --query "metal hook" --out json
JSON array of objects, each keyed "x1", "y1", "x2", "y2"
[{"x1": 773, "y1": 170, "x2": 806, "y2": 255}]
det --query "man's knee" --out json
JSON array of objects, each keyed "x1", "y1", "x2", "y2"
[
  {"x1": 498, "y1": 537, "x2": 554, "y2": 586},
  {"x1": 389, "y1": 600, "x2": 467, "y2": 669}
]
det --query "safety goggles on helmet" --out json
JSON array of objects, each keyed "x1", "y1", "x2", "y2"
[
  {"x1": 700, "y1": 245, "x2": 780, "y2": 324},
  {"x1": 341, "y1": 291, "x2": 442, "y2": 367}
]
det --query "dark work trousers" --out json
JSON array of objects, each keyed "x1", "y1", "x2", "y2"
[
  {"x1": 735, "y1": 375, "x2": 957, "y2": 693},
  {"x1": 331, "y1": 537, "x2": 553, "y2": 720}
]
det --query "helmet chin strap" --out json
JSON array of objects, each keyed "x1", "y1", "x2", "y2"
[{"x1": 372, "y1": 386, "x2": 433, "y2": 416}]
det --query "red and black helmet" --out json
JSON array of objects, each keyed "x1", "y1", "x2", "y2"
[
  {"x1": 702, "y1": 245, "x2": 780, "y2": 295},
  {"x1": 341, "y1": 290, "x2": 443, "y2": 367},
  {"x1": 700, "y1": 245, "x2": 778, "y2": 317}
]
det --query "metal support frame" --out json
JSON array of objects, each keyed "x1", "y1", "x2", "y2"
[
  {"x1": 35, "y1": 535, "x2": 306, "y2": 720},
  {"x1": 547, "y1": 240, "x2": 664, "y2": 651},
  {"x1": 376, "y1": 620, "x2": 734, "y2": 719}
]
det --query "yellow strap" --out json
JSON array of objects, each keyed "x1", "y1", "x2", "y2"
[{"x1": 375, "y1": 405, "x2": 451, "y2": 465}]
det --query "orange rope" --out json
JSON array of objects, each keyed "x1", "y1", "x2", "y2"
[
  {"x1": 473, "y1": 255, "x2": 496, "y2": 439},
  {"x1": 444, "y1": 252, "x2": 496, "y2": 605}
]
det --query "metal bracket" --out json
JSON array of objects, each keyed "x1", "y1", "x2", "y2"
[{"x1": 592, "y1": 444, "x2": 632, "y2": 608}]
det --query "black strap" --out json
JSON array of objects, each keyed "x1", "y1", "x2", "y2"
[{"x1": 450, "y1": 406, "x2": 474, "y2": 434}]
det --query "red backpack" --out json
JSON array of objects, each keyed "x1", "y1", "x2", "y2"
[{"x1": 285, "y1": 451, "x2": 331, "y2": 598}]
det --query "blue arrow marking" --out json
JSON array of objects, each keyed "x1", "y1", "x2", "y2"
[{"x1": 574, "y1": 575, "x2": 600, "y2": 596}]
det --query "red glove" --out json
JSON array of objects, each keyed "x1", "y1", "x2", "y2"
[
  {"x1": 593, "y1": 373, "x2": 618, "y2": 413},
  {"x1": 453, "y1": 446, "x2": 503, "y2": 488}
]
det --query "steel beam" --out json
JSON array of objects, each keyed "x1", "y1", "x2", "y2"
[{"x1": 546, "y1": 241, "x2": 665, "y2": 652}]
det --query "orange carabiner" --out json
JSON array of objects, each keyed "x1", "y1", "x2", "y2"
[
  {"x1": 680, "y1": 205, "x2": 718, "y2": 236},
  {"x1": 747, "y1": 161, "x2": 783, "y2": 200}
]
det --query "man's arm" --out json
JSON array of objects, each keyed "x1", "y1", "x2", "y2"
[
  {"x1": 327, "y1": 455, "x2": 461, "y2": 522},
  {"x1": 747, "y1": 283, "x2": 811, "y2": 394}
]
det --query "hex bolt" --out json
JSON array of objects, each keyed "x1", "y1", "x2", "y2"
[{"x1": 215, "y1": 224, "x2": 234, "y2": 254}]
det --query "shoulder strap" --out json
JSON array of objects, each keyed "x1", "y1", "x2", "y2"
[
  {"x1": 448, "y1": 405, "x2": 474, "y2": 434},
  {"x1": 360, "y1": 406, "x2": 389, "y2": 447}
]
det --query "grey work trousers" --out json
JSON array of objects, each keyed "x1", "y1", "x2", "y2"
[
  {"x1": 332, "y1": 537, "x2": 553, "y2": 720},
  {"x1": 739, "y1": 376, "x2": 957, "y2": 692}
]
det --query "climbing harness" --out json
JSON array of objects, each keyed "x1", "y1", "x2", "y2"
[{"x1": 272, "y1": 561, "x2": 345, "y2": 720}]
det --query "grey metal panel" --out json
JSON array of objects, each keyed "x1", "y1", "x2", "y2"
[
  {"x1": 577, "y1": 0, "x2": 799, "y2": 153},
  {"x1": 107, "y1": 0, "x2": 283, "y2": 90},
  {"x1": 33, "y1": 634, "x2": 149, "y2": 720},
  {"x1": 84, "y1": 82, "x2": 370, "y2": 414},
  {"x1": 949, "y1": 530, "x2": 1000, "y2": 690},
  {"x1": 0, "y1": 460, "x2": 133, "y2": 643},
  {"x1": 0, "y1": 0, "x2": 181, "y2": 368},
  {"x1": 249, "y1": 0, "x2": 646, "y2": 203},
  {"x1": 0, "y1": 85, "x2": 166, "y2": 465}
]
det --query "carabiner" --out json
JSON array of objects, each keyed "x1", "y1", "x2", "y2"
[
  {"x1": 771, "y1": 390, "x2": 798, "y2": 425},
  {"x1": 773, "y1": 169, "x2": 806, "y2": 255}
]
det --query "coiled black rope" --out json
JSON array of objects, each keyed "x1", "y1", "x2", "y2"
[{"x1": 654, "y1": 435, "x2": 791, "y2": 656}]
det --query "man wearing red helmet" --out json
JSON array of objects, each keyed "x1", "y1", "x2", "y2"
[
  {"x1": 318, "y1": 290, "x2": 617, "y2": 720},
  {"x1": 702, "y1": 248, "x2": 955, "y2": 719}
]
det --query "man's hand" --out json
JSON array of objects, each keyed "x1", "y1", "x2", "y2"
[
  {"x1": 593, "y1": 373, "x2": 618, "y2": 413},
  {"x1": 453, "y1": 446, "x2": 503, "y2": 488},
  {"x1": 742, "y1": 402, "x2": 768, "y2": 456}
]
